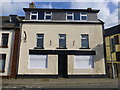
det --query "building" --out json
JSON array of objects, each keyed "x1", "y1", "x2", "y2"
[
  {"x1": 105, "y1": 24, "x2": 120, "y2": 78},
  {"x1": 18, "y1": 2, "x2": 106, "y2": 78},
  {"x1": 0, "y1": 15, "x2": 24, "y2": 78}
]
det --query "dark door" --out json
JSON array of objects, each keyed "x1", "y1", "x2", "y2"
[{"x1": 58, "y1": 55, "x2": 67, "y2": 78}]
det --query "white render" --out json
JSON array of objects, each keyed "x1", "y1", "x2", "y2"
[{"x1": 0, "y1": 30, "x2": 14, "y2": 76}]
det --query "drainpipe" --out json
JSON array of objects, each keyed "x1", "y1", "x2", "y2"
[
  {"x1": 110, "y1": 53, "x2": 115, "y2": 79},
  {"x1": 110, "y1": 38, "x2": 115, "y2": 79}
]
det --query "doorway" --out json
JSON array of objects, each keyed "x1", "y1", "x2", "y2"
[{"x1": 58, "y1": 55, "x2": 67, "y2": 78}]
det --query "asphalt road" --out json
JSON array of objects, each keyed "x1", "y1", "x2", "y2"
[{"x1": 1, "y1": 78, "x2": 120, "y2": 90}]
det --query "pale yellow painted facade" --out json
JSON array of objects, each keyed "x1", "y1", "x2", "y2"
[{"x1": 18, "y1": 23, "x2": 106, "y2": 75}]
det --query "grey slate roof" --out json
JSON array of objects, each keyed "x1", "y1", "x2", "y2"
[
  {"x1": 0, "y1": 16, "x2": 24, "y2": 29},
  {"x1": 23, "y1": 8, "x2": 100, "y2": 13},
  {"x1": 105, "y1": 24, "x2": 120, "y2": 37}
]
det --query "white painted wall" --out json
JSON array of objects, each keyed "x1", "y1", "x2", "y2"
[{"x1": 0, "y1": 30, "x2": 14, "y2": 76}]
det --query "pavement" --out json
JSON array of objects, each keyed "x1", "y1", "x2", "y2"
[{"x1": 1, "y1": 78, "x2": 120, "y2": 89}]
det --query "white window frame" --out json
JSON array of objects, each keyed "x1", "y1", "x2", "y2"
[
  {"x1": 36, "y1": 34, "x2": 44, "y2": 48},
  {"x1": 0, "y1": 54, "x2": 6, "y2": 73},
  {"x1": 0, "y1": 33, "x2": 9, "y2": 47},
  {"x1": 80, "y1": 12, "x2": 87, "y2": 21},
  {"x1": 74, "y1": 55, "x2": 94, "y2": 69},
  {"x1": 81, "y1": 34, "x2": 89, "y2": 48},
  {"x1": 66, "y1": 12, "x2": 74, "y2": 20},
  {"x1": 44, "y1": 11, "x2": 52, "y2": 20},
  {"x1": 28, "y1": 55, "x2": 48, "y2": 69},
  {"x1": 30, "y1": 11, "x2": 38, "y2": 20},
  {"x1": 58, "y1": 34, "x2": 66, "y2": 48}
]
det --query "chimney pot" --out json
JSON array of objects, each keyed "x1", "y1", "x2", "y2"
[
  {"x1": 29, "y1": 2, "x2": 36, "y2": 8},
  {"x1": 87, "y1": 8, "x2": 92, "y2": 11}
]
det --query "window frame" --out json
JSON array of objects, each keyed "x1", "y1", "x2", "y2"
[
  {"x1": 0, "y1": 33, "x2": 9, "y2": 48},
  {"x1": 44, "y1": 11, "x2": 52, "y2": 20},
  {"x1": 0, "y1": 54, "x2": 6, "y2": 73},
  {"x1": 110, "y1": 38, "x2": 116, "y2": 53},
  {"x1": 36, "y1": 34, "x2": 44, "y2": 49},
  {"x1": 114, "y1": 35, "x2": 119, "y2": 45},
  {"x1": 28, "y1": 54, "x2": 48, "y2": 69},
  {"x1": 116, "y1": 52, "x2": 120, "y2": 61},
  {"x1": 58, "y1": 34, "x2": 66, "y2": 48},
  {"x1": 80, "y1": 34, "x2": 89, "y2": 49},
  {"x1": 80, "y1": 12, "x2": 87, "y2": 21},
  {"x1": 30, "y1": 11, "x2": 38, "y2": 20},
  {"x1": 74, "y1": 55, "x2": 94, "y2": 69},
  {"x1": 66, "y1": 12, "x2": 74, "y2": 21}
]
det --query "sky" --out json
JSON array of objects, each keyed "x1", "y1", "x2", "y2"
[{"x1": 0, "y1": 0, "x2": 120, "y2": 29}]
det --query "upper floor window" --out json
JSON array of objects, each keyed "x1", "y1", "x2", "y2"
[
  {"x1": 110, "y1": 38, "x2": 116, "y2": 53},
  {"x1": 0, "y1": 33, "x2": 9, "y2": 48},
  {"x1": 81, "y1": 34, "x2": 89, "y2": 48},
  {"x1": 116, "y1": 52, "x2": 120, "y2": 61},
  {"x1": 45, "y1": 11, "x2": 52, "y2": 20},
  {"x1": 36, "y1": 34, "x2": 44, "y2": 48},
  {"x1": 66, "y1": 12, "x2": 73, "y2": 20},
  {"x1": 59, "y1": 34, "x2": 66, "y2": 48},
  {"x1": 66, "y1": 12, "x2": 87, "y2": 21},
  {"x1": 0, "y1": 54, "x2": 6, "y2": 73},
  {"x1": 81, "y1": 12, "x2": 87, "y2": 20},
  {"x1": 30, "y1": 11, "x2": 38, "y2": 20},
  {"x1": 114, "y1": 35, "x2": 120, "y2": 45}
]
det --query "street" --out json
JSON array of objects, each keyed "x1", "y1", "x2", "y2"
[{"x1": 1, "y1": 78, "x2": 120, "y2": 89}]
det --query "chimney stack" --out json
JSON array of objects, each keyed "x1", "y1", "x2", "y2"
[
  {"x1": 9, "y1": 15, "x2": 18, "y2": 23},
  {"x1": 29, "y1": 2, "x2": 36, "y2": 8},
  {"x1": 87, "y1": 8, "x2": 92, "y2": 11}
]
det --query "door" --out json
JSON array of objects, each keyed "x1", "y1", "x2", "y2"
[{"x1": 58, "y1": 55, "x2": 67, "y2": 78}]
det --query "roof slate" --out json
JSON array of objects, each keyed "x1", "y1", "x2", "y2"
[
  {"x1": 105, "y1": 24, "x2": 120, "y2": 37},
  {"x1": 0, "y1": 16, "x2": 24, "y2": 29},
  {"x1": 23, "y1": 8, "x2": 100, "y2": 13}
]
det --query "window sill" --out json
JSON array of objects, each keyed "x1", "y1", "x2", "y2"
[
  {"x1": 0, "y1": 70, "x2": 5, "y2": 73},
  {"x1": 0, "y1": 46, "x2": 8, "y2": 48},
  {"x1": 34, "y1": 47, "x2": 44, "y2": 49},
  {"x1": 56, "y1": 47, "x2": 67, "y2": 49},
  {"x1": 79, "y1": 47, "x2": 90, "y2": 49}
]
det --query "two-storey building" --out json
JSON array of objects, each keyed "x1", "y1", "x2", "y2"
[
  {"x1": 0, "y1": 15, "x2": 24, "y2": 78},
  {"x1": 18, "y1": 2, "x2": 106, "y2": 78},
  {"x1": 105, "y1": 24, "x2": 120, "y2": 78}
]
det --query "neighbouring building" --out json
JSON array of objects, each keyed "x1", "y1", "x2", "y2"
[
  {"x1": 105, "y1": 24, "x2": 120, "y2": 78},
  {"x1": 18, "y1": 2, "x2": 106, "y2": 78},
  {"x1": 0, "y1": 15, "x2": 24, "y2": 78}
]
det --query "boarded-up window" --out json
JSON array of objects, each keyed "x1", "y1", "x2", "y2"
[
  {"x1": 74, "y1": 55, "x2": 94, "y2": 69},
  {"x1": 29, "y1": 55, "x2": 47, "y2": 69}
]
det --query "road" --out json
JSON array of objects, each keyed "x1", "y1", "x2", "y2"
[{"x1": 1, "y1": 78, "x2": 120, "y2": 89}]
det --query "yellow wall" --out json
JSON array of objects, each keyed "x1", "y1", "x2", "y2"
[{"x1": 105, "y1": 34, "x2": 120, "y2": 63}]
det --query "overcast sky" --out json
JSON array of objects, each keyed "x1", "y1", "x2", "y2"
[{"x1": 0, "y1": 0, "x2": 120, "y2": 29}]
